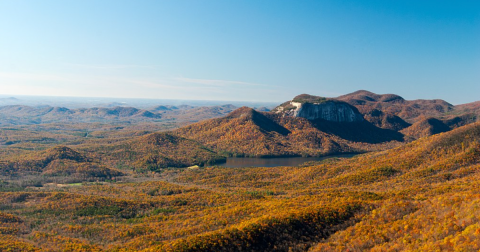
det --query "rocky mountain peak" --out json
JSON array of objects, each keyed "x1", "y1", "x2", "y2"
[{"x1": 274, "y1": 94, "x2": 364, "y2": 122}]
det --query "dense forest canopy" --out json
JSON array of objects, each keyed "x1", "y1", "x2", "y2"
[{"x1": 1, "y1": 91, "x2": 480, "y2": 251}]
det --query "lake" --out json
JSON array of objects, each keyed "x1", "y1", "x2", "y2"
[{"x1": 216, "y1": 154, "x2": 358, "y2": 168}]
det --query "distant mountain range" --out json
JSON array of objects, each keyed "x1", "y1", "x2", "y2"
[
  {"x1": 169, "y1": 90, "x2": 480, "y2": 159},
  {"x1": 276, "y1": 90, "x2": 479, "y2": 138},
  {"x1": 0, "y1": 104, "x2": 246, "y2": 126},
  {"x1": 0, "y1": 90, "x2": 476, "y2": 128},
  {"x1": 1, "y1": 90, "x2": 479, "y2": 169}
]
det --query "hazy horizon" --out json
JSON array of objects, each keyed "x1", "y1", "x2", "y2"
[
  {"x1": 1, "y1": 1, "x2": 479, "y2": 104},
  {"x1": 0, "y1": 88, "x2": 477, "y2": 107},
  {"x1": 0, "y1": 93, "x2": 280, "y2": 109}
]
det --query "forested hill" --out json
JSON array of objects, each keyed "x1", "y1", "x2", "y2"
[
  {"x1": 174, "y1": 106, "x2": 402, "y2": 157},
  {"x1": 1, "y1": 121, "x2": 479, "y2": 250},
  {"x1": 1, "y1": 91, "x2": 479, "y2": 171}
]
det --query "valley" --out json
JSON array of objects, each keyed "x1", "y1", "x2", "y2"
[
  {"x1": 0, "y1": 90, "x2": 480, "y2": 251},
  {"x1": 3, "y1": 1, "x2": 478, "y2": 250}
]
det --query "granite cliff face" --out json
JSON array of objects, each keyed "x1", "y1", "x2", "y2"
[{"x1": 275, "y1": 94, "x2": 364, "y2": 122}]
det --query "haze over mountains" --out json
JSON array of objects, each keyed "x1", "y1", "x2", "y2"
[
  {"x1": 2, "y1": 90, "x2": 480, "y2": 251},
  {"x1": 0, "y1": 95, "x2": 277, "y2": 109},
  {"x1": 170, "y1": 90, "x2": 479, "y2": 163},
  {"x1": 0, "y1": 90, "x2": 477, "y2": 127},
  {"x1": 2, "y1": 103, "x2": 480, "y2": 251},
  {"x1": 0, "y1": 104, "x2": 242, "y2": 126},
  {"x1": 1, "y1": 90, "x2": 478, "y2": 171}
]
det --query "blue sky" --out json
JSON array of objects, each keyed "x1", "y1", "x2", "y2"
[{"x1": 0, "y1": 0, "x2": 479, "y2": 104}]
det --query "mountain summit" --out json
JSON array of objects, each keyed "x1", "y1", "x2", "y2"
[
  {"x1": 274, "y1": 94, "x2": 364, "y2": 122},
  {"x1": 337, "y1": 90, "x2": 454, "y2": 122}
]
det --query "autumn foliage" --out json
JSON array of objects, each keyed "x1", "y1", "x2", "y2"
[{"x1": 0, "y1": 121, "x2": 479, "y2": 250}]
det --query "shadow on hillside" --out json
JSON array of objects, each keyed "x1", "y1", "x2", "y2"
[{"x1": 311, "y1": 119, "x2": 404, "y2": 143}]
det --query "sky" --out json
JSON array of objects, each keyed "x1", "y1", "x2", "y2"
[{"x1": 0, "y1": 0, "x2": 479, "y2": 104}]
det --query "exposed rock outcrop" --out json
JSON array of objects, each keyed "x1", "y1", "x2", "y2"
[{"x1": 274, "y1": 94, "x2": 364, "y2": 122}]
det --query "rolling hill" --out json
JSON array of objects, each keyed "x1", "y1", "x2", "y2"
[
  {"x1": 2, "y1": 91, "x2": 479, "y2": 172},
  {"x1": 0, "y1": 146, "x2": 123, "y2": 182},
  {"x1": 88, "y1": 132, "x2": 226, "y2": 171},
  {"x1": 1, "y1": 91, "x2": 480, "y2": 251},
  {"x1": 337, "y1": 90, "x2": 455, "y2": 123},
  {"x1": 1, "y1": 121, "x2": 480, "y2": 251},
  {"x1": 0, "y1": 104, "x2": 238, "y2": 126},
  {"x1": 175, "y1": 106, "x2": 402, "y2": 157}
]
